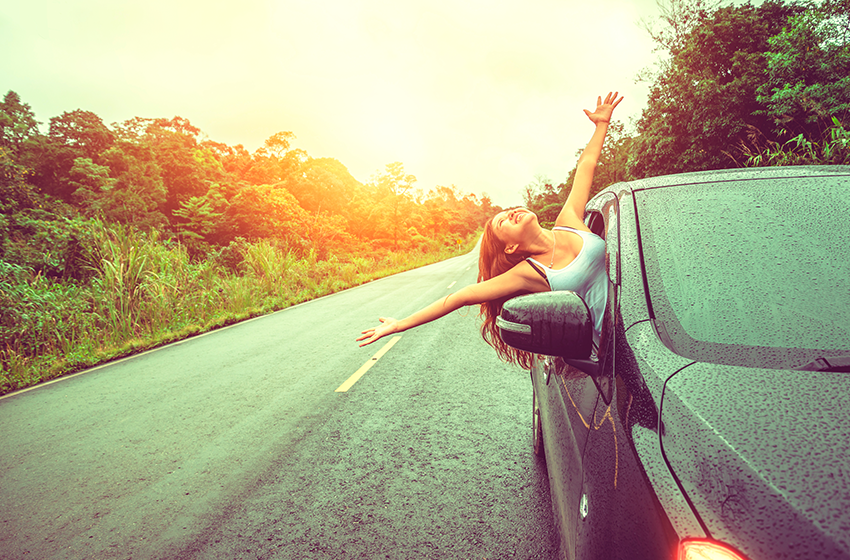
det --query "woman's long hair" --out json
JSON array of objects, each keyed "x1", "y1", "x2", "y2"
[{"x1": 478, "y1": 219, "x2": 535, "y2": 369}]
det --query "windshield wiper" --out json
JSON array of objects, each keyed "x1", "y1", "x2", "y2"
[{"x1": 796, "y1": 355, "x2": 850, "y2": 373}]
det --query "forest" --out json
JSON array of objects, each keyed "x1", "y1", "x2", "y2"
[
  {"x1": 2, "y1": 0, "x2": 849, "y2": 395},
  {"x1": 0, "y1": 96, "x2": 496, "y2": 394},
  {"x1": 524, "y1": 0, "x2": 850, "y2": 222}
]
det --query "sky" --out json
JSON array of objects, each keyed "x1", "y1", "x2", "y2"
[{"x1": 1, "y1": 0, "x2": 665, "y2": 208}]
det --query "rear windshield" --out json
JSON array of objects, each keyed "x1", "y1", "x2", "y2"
[{"x1": 635, "y1": 175, "x2": 850, "y2": 369}]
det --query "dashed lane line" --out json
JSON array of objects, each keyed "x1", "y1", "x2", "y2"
[{"x1": 335, "y1": 336, "x2": 402, "y2": 392}]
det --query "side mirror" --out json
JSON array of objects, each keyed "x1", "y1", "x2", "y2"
[{"x1": 496, "y1": 291, "x2": 594, "y2": 361}]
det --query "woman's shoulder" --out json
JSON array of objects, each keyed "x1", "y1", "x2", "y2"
[
  {"x1": 553, "y1": 210, "x2": 591, "y2": 233},
  {"x1": 508, "y1": 259, "x2": 551, "y2": 291}
]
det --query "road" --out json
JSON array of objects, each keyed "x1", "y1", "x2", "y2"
[{"x1": 0, "y1": 249, "x2": 558, "y2": 560}]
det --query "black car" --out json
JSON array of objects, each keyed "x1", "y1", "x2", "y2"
[{"x1": 496, "y1": 166, "x2": 850, "y2": 560}]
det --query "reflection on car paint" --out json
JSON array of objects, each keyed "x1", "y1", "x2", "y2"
[{"x1": 557, "y1": 370, "x2": 621, "y2": 489}]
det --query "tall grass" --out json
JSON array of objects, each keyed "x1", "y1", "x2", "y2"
[
  {"x1": 744, "y1": 117, "x2": 850, "y2": 167},
  {"x1": 0, "y1": 223, "x2": 479, "y2": 395}
]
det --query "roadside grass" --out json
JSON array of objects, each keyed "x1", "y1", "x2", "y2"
[{"x1": 0, "y1": 226, "x2": 479, "y2": 396}]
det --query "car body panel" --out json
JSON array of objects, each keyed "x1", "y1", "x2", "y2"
[
  {"x1": 661, "y1": 363, "x2": 850, "y2": 559},
  {"x1": 533, "y1": 356, "x2": 598, "y2": 559}
]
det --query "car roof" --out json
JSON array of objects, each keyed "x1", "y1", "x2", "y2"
[{"x1": 603, "y1": 165, "x2": 850, "y2": 194}]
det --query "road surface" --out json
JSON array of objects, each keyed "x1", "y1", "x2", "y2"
[{"x1": 1, "y1": 249, "x2": 558, "y2": 559}]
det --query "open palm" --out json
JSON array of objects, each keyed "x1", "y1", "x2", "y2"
[{"x1": 584, "y1": 91, "x2": 623, "y2": 124}]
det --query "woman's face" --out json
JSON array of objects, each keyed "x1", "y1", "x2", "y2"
[{"x1": 490, "y1": 207, "x2": 537, "y2": 249}]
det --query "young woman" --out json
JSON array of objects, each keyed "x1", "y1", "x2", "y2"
[{"x1": 357, "y1": 92, "x2": 623, "y2": 368}]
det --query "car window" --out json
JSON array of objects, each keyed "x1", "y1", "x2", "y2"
[
  {"x1": 635, "y1": 176, "x2": 850, "y2": 369},
  {"x1": 586, "y1": 194, "x2": 620, "y2": 286}
]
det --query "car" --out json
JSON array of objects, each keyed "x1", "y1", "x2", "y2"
[{"x1": 496, "y1": 166, "x2": 850, "y2": 560}]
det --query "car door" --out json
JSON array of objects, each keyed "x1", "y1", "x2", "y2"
[
  {"x1": 573, "y1": 191, "x2": 680, "y2": 559},
  {"x1": 531, "y1": 200, "x2": 615, "y2": 558},
  {"x1": 534, "y1": 353, "x2": 600, "y2": 558}
]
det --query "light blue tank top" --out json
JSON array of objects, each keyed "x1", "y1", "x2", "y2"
[{"x1": 526, "y1": 226, "x2": 608, "y2": 343}]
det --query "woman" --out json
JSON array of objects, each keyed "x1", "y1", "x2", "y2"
[{"x1": 358, "y1": 92, "x2": 623, "y2": 368}]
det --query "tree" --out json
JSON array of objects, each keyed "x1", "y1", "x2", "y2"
[
  {"x1": 69, "y1": 157, "x2": 116, "y2": 209},
  {"x1": 588, "y1": 120, "x2": 634, "y2": 192},
  {"x1": 142, "y1": 118, "x2": 207, "y2": 218},
  {"x1": 639, "y1": 0, "x2": 721, "y2": 57},
  {"x1": 631, "y1": 0, "x2": 800, "y2": 177},
  {"x1": 224, "y1": 184, "x2": 309, "y2": 244},
  {"x1": 173, "y1": 193, "x2": 224, "y2": 242},
  {"x1": 48, "y1": 109, "x2": 114, "y2": 160},
  {"x1": 246, "y1": 139, "x2": 305, "y2": 186},
  {"x1": 756, "y1": 0, "x2": 850, "y2": 137},
  {"x1": 0, "y1": 91, "x2": 40, "y2": 156},
  {"x1": 95, "y1": 140, "x2": 168, "y2": 229},
  {"x1": 0, "y1": 147, "x2": 35, "y2": 214},
  {"x1": 369, "y1": 162, "x2": 417, "y2": 248},
  {"x1": 523, "y1": 175, "x2": 562, "y2": 214},
  {"x1": 171, "y1": 182, "x2": 234, "y2": 247},
  {"x1": 264, "y1": 131, "x2": 296, "y2": 158},
  {"x1": 283, "y1": 157, "x2": 364, "y2": 217},
  {"x1": 27, "y1": 109, "x2": 118, "y2": 201}
]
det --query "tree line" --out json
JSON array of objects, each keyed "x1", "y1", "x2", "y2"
[
  {"x1": 1, "y1": 96, "x2": 496, "y2": 277},
  {"x1": 0, "y1": 93, "x2": 495, "y2": 394},
  {"x1": 525, "y1": 0, "x2": 850, "y2": 219}
]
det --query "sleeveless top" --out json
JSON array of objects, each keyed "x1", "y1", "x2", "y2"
[{"x1": 526, "y1": 226, "x2": 608, "y2": 343}]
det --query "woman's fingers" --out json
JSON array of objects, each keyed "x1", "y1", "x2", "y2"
[
  {"x1": 357, "y1": 331, "x2": 379, "y2": 346},
  {"x1": 357, "y1": 317, "x2": 397, "y2": 346}
]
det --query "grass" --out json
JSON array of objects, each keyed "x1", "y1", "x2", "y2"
[{"x1": 0, "y1": 225, "x2": 480, "y2": 396}]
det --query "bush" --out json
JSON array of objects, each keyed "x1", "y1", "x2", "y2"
[
  {"x1": 0, "y1": 210, "x2": 97, "y2": 281},
  {"x1": 1, "y1": 220, "x2": 482, "y2": 395}
]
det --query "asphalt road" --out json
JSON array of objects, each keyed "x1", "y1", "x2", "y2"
[{"x1": 0, "y1": 249, "x2": 559, "y2": 560}]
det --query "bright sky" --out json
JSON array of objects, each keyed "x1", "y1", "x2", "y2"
[{"x1": 1, "y1": 0, "x2": 663, "y2": 207}]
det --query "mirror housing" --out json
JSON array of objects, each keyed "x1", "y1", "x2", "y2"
[{"x1": 497, "y1": 291, "x2": 594, "y2": 360}]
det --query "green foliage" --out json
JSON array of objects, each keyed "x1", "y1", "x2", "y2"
[
  {"x1": 1, "y1": 211, "x2": 95, "y2": 281},
  {"x1": 48, "y1": 109, "x2": 115, "y2": 160},
  {"x1": 173, "y1": 188, "x2": 225, "y2": 243},
  {"x1": 98, "y1": 140, "x2": 168, "y2": 228},
  {"x1": 522, "y1": 0, "x2": 850, "y2": 219},
  {"x1": 0, "y1": 219, "x2": 480, "y2": 395},
  {"x1": 225, "y1": 184, "x2": 309, "y2": 245},
  {"x1": 0, "y1": 91, "x2": 40, "y2": 155},
  {"x1": 69, "y1": 157, "x2": 116, "y2": 207},
  {"x1": 744, "y1": 116, "x2": 850, "y2": 166},
  {"x1": 0, "y1": 90, "x2": 495, "y2": 395},
  {"x1": 0, "y1": 260, "x2": 90, "y2": 358},
  {"x1": 756, "y1": 0, "x2": 850, "y2": 136},
  {"x1": 536, "y1": 203, "x2": 562, "y2": 228},
  {"x1": 632, "y1": 0, "x2": 799, "y2": 178},
  {"x1": 2, "y1": 89, "x2": 492, "y2": 254},
  {"x1": 85, "y1": 222, "x2": 160, "y2": 340},
  {"x1": 523, "y1": 175, "x2": 562, "y2": 213},
  {"x1": 368, "y1": 162, "x2": 418, "y2": 249},
  {"x1": 1, "y1": 147, "x2": 36, "y2": 213}
]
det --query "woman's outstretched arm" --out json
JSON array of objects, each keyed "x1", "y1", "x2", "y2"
[
  {"x1": 357, "y1": 264, "x2": 538, "y2": 347},
  {"x1": 557, "y1": 92, "x2": 623, "y2": 226}
]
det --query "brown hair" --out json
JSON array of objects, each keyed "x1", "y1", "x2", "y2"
[{"x1": 478, "y1": 218, "x2": 535, "y2": 369}]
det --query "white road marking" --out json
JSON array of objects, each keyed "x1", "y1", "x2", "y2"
[
  {"x1": 447, "y1": 281, "x2": 456, "y2": 289},
  {"x1": 335, "y1": 336, "x2": 402, "y2": 392}
]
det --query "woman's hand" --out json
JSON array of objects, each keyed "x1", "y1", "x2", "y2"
[
  {"x1": 584, "y1": 91, "x2": 623, "y2": 125},
  {"x1": 357, "y1": 317, "x2": 399, "y2": 347}
]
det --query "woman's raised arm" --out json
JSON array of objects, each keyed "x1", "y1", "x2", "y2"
[{"x1": 556, "y1": 92, "x2": 623, "y2": 226}]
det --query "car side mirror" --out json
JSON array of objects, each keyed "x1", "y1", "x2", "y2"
[{"x1": 496, "y1": 291, "x2": 595, "y2": 363}]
